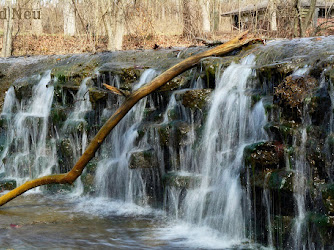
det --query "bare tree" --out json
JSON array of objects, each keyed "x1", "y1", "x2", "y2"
[
  {"x1": 200, "y1": 0, "x2": 211, "y2": 33},
  {"x1": 294, "y1": 0, "x2": 317, "y2": 37},
  {"x1": 1, "y1": 0, "x2": 13, "y2": 57},
  {"x1": 101, "y1": 0, "x2": 125, "y2": 51},
  {"x1": 63, "y1": 0, "x2": 76, "y2": 36},
  {"x1": 182, "y1": 0, "x2": 201, "y2": 38},
  {"x1": 32, "y1": 0, "x2": 43, "y2": 35},
  {"x1": 269, "y1": 0, "x2": 278, "y2": 31}
]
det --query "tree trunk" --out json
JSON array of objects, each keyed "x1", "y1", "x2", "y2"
[
  {"x1": 32, "y1": 0, "x2": 43, "y2": 35},
  {"x1": 1, "y1": 2, "x2": 13, "y2": 58},
  {"x1": 200, "y1": 0, "x2": 211, "y2": 33},
  {"x1": 182, "y1": 0, "x2": 199, "y2": 38},
  {"x1": 101, "y1": 1, "x2": 124, "y2": 51},
  {"x1": 113, "y1": 3, "x2": 125, "y2": 50},
  {"x1": 302, "y1": 0, "x2": 317, "y2": 36},
  {"x1": 269, "y1": 0, "x2": 277, "y2": 31},
  {"x1": 102, "y1": 12, "x2": 114, "y2": 50},
  {"x1": 63, "y1": 1, "x2": 76, "y2": 36},
  {"x1": 0, "y1": 32, "x2": 262, "y2": 207},
  {"x1": 294, "y1": 0, "x2": 317, "y2": 37}
]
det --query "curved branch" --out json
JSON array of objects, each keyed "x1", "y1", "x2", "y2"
[{"x1": 0, "y1": 31, "x2": 261, "y2": 207}]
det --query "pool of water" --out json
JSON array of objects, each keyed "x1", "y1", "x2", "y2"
[{"x1": 0, "y1": 193, "x2": 264, "y2": 249}]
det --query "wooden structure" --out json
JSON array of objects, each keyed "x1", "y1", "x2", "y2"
[{"x1": 221, "y1": 1, "x2": 334, "y2": 32}]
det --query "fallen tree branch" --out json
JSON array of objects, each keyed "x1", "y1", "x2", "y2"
[
  {"x1": 103, "y1": 83, "x2": 130, "y2": 97},
  {"x1": 0, "y1": 31, "x2": 262, "y2": 207}
]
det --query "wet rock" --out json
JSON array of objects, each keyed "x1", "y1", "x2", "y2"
[
  {"x1": 244, "y1": 141, "x2": 285, "y2": 170},
  {"x1": 175, "y1": 89, "x2": 212, "y2": 110},
  {"x1": 51, "y1": 59, "x2": 99, "y2": 86},
  {"x1": 89, "y1": 88, "x2": 108, "y2": 103},
  {"x1": 119, "y1": 68, "x2": 142, "y2": 88},
  {"x1": 81, "y1": 172, "x2": 96, "y2": 194},
  {"x1": 325, "y1": 67, "x2": 334, "y2": 84},
  {"x1": 162, "y1": 171, "x2": 201, "y2": 189},
  {"x1": 243, "y1": 166, "x2": 295, "y2": 193},
  {"x1": 143, "y1": 107, "x2": 163, "y2": 123},
  {"x1": 59, "y1": 138, "x2": 73, "y2": 157},
  {"x1": 307, "y1": 213, "x2": 334, "y2": 247},
  {"x1": 157, "y1": 121, "x2": 191, "y2": 147},
  {"x1": 305, "y1": 133, "x2": 327, "y2": 181},
  {"x1": 63, "y1": 119, "x2": 88, "y2": 134},
  {"x1": 57, "y1": 138, "x2": 74, "y2": 173},
  {"x1": 50, "y1": 105, "x2": 68, "y2": 128},
  {"x1": 129, "y1": 149, "x2": 158, "y2": 169},
  {"x1": 264, "y1": 123, "x2": 293, "y2": 144},
  {"x1": 158, "y1": 72, "x2": 191, "y2": 92},
  {"x1": 0, "y1": 179, "x2": 17, "y2": 191},
  {"x1": 88, "y1": 88, "x2": 109, "y2": 109},
  {"x1": 308, "y1": 88, "x2": 331, "y2": 126},
  {"x1": 97, "y1": 65, "x2": 144, "y2": 90},
  {"x1": 271, "y1": 215, "x2": 294, "y2": 247},
  {"x1": 201, "y1": 57, "x2": 235, "y2": 88},
  {"x1": 45, "y1": 183, "x2": 73, "y2": 194},
  {"x1": 13, "y1": 83, "x2": 33, "y2": 101},
  {"x1": 274, "y1": 75, "x2": 317, "y2": 122},
  {"x1": 0, "y1": 115, "x2": 9, "y2": 131},
  {"x1": 80, "y1": 159, "x2": 99, "y2": 194},
  {"x1": 321, "y1": 184, "x2": 334, "y2": 215},
  {"x1": 12, "y1": 75, "x2": 40, "y2": 101}
]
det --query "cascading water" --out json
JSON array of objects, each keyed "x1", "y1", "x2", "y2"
[
  {"x1": 0, "y1": 38, "x2": 333, "y2": 249},
  {"x1": 188, "y1": 54, "x2": 266, "y2": 240},
  {"x1": 94, "y1": 69, "x2": 158, "y2": 204},
  {"x1": 0, "y1": 71, "x2": 55, "y2": 185},
  {"x1": 160, "y1": 55, "x2": 268, "y2": 248},
  {"x1": 62, "y1": 77, "x2": 93, "y2": 195}
]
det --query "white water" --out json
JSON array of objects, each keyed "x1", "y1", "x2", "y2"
[
  {"x1": 292, "y1": 128, "x2": 309, "y2": 250},
  {"x1": 0, "y1": 71, "x2": 55, "y2": 185},
  {"x1": 0, "y1": 57, "x2": 269, "y2": 249},
  {"x1": 63, "y1": 78, "x2": 93, "y2": 196},
  {"x1": 94, "y1": 69, "x2": 158, "y2": 204},
  {"x1": 161, "y1": 55, "x2": 268, "y2": 247}
]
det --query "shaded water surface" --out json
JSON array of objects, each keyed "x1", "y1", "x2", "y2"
[
  {"x1": 0, "y1": 193, "x2": 265, "y2": 249},
  {"x1": 0, "y1": 193, "x2": 165, "y2": 249}
]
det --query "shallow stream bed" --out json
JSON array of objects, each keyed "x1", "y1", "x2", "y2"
[{"x1": 0, "y1": 193, "x2": 261, "y2": 249}]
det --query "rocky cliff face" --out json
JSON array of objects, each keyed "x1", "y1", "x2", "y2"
[{"x1": 0, "y1": 37, "x2": 334, "y2": 248}]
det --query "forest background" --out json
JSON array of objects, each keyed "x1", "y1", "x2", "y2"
[{"x1": 0, "y1": 0, "x2": 333, "y2": 57}]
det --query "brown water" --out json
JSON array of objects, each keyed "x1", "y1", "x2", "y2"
[
  {"x1": 0, "y1": 193, "x2": 171, "y2": 249},
  {"x1": 0, "y1": 193, "x2": 261, "y2": 249}
]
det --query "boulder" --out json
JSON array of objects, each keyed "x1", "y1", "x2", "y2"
[
  {"x1": 129, "y1": 148, "x2": 158, "y2": 169},
  {"x1": 274, "y1": 75, "x2": 318, "y2": 122},
  {"x1": 0, "y1": 179, "x2": 17, "y2": 191}
]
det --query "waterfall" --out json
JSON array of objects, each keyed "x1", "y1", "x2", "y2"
[
  {"x1": 1, "y1": 39, "x2": 333, "y2": 248},
  {"x1": 94, "y1": 69, "x2": 158, "y2": 204},
  {"x1": 0, "y1": 71, "x2": 55, "y2": 185},
  {"x1": 160, "y1": 55, "x2": 268, "y2": 247},
  {"x1": 62, "y1": 77, "x2": 93, "y2": 195},
  {"x1": 185, "y1": 55, "x2": 266, "y2": 239}
]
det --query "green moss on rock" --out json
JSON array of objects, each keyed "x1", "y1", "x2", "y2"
[
  {"x1": 0, "y1": 179, "x2": 16, "y2": 191},
  {"x1": 176, "y1": 89, "x2": 212, "y2": 110},
  {"x1": 129, "y1": 149, "x2": 158, "y2": 169}
]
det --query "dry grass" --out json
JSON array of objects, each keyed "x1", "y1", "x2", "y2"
[{"x1": 5, "y1": 32, "x2": 241, "y2": 56}]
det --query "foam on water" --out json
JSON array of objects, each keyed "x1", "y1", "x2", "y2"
[
  {"x1": 94, "y1": 69, "x2": 158, "y2": 203},
  {"x1": 74, "y1": 197, "x2": 161, "y2": 217},
  {"x1": 0, "y1": 71, "x2": 55, "y2": 184},
  {"x1": 154, "y1": 223, "x2": 255, "y2": 249}
]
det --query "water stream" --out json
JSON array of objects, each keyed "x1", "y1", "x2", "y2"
[
  {"x1": 0, "y1": 38, "x2": 333, "y2": 249},
  {"x1": 0, "y1": 71, "x2": 55, "y2": 185}
]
